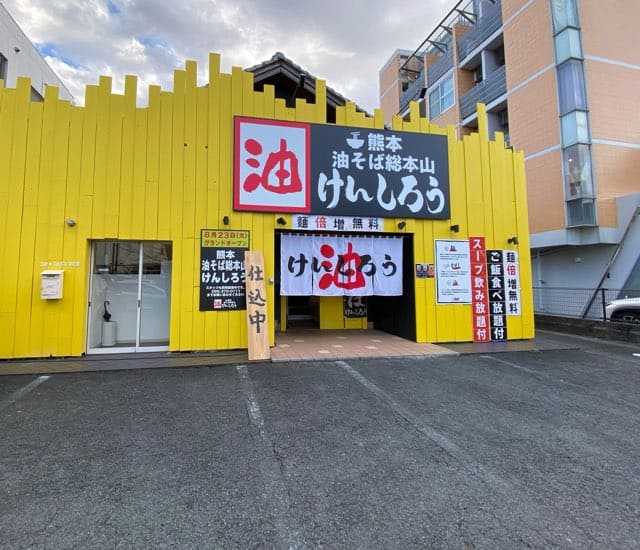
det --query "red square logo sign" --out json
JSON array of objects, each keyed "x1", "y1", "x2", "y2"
[{"x1": 234, "y1": 117, "x2": 311, "y2": 213}]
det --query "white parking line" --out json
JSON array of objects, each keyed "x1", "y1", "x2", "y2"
[
  {"x1": 0, "y1": 375, "x2": 50, "y2": 413},
  {"x1": 581, "y1": 349, "x2": 640, "y2": 365},
  {"x1": 236, "y1": 365, "x2": 301, "y2": 550},
  {"x1": 334, "y1": 360, "x2": 581, "y2": 545},
  {"x1": 480, "y1": 355, "x2": 586, "y2": 389}
]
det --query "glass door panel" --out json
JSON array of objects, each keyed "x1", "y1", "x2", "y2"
[
  {"x1": 89, "y1": 241, "x2": 139, "y2": 350},
  {"x1": 139, "y1": 242, "x2": 172, "y2": 347},
  {"x1": 88, "y1": 240, "x2": 172, "y2": 353}
]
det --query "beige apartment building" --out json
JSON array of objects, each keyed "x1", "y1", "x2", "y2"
[{"x1": 380, "y1": 0, "x2": 640, "y2": 317}]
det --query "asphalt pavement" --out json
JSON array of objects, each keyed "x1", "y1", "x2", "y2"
[{"x1": 1, "y1": 331, "x2": 639, "y2": 549}]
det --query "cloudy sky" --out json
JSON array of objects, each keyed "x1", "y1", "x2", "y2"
[{"x1": 3, "y1": 0, "x2": 450, "y2": 112}]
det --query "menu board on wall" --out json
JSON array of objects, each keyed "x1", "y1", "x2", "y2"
[
  {"x1": 199, "y1": 229, "x2": 250, "y2": 311},
  {"x1": 435, "y1": 240, "x2": 472, "y2": 304}
]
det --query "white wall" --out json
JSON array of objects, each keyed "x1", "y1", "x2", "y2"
[{"x1": 0, "y1": 3, "x2": 73, "y2": 100}]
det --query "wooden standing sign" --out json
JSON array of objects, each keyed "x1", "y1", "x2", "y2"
[{"x1": 244, "y1": 251, "x2": 270, "y2": 361}]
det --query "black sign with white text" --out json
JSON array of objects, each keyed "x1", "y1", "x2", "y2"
[
  {"x1": 310, "y1": 124, "x2": 450, "y2": 219},
  {"x1": 234, "y1": 117, "x2": 450, "y2": 220}
]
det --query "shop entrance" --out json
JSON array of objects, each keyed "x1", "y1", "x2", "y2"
[
  {"x1": 275, "y1": 231, "x2": 416, "y2": 340},
  {"x1": 367, "y1": 234, "x2": 416, "y2": 341},
  {"x1": 87, "y1": 241, "x2": 172, "y2": 353},
  {"x1": 286, "y1": 296, "x2": 319, "y2": 327}
]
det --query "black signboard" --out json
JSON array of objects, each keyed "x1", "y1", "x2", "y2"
[
  {"x1": 487, "y1": 249, "x2": 507, "y2": 341},
  {"x1": 199, "y1": 229, "x2": 250, "y2": 311},
  {"x1": 311, "y1": 125, "x2": 450, "y2": 219},
  {"x1": 234, "y1": 117, "x2": 450, "y2": 220},
  {"x1": 344, "y1": 296, "x2": 367, "y2": 318}
]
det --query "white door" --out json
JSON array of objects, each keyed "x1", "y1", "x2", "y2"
[{"x1": 87, "y1": 241, "x2": 172, "y2": 353}]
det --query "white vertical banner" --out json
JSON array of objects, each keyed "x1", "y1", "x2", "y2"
[
  {"x1": 503, "y1": 250, "x2": 521, "y2": 316},
  {"x1": 372, "y1": 237, "x2": 403, "y2": 296},
  {"x1": 280, "y1": 234, "x2": 313, "y2": 295}
]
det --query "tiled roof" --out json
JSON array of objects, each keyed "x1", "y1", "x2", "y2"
[{"x1": 246, "y1": 51, "x2": 367, "y2": 114}]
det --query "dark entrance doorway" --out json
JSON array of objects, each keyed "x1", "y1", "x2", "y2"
[
  {"x1": 368, "y1": 234, "x2": 416, "y2": 340},
  {"x1": 275, "y1": 230, "x2": 416, "y2": 339}
]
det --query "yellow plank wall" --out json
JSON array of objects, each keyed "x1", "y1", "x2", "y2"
[{"x1": 0, "y1": 54, "x2": 534, "y2": 358}]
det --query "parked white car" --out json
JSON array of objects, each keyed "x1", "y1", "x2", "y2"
[{"x1": 605, "y1": 297, "x2": 640, "y2": 323}]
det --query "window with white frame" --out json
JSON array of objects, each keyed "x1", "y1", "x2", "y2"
[{"x1": 428, "y1": 74, "x2": 454, "y2": 119}]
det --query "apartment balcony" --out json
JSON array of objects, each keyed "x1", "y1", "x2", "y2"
[
  {"x1": 459, "y1": 64, "x2": 506, "y2": 119},
  {"x1": 398, "y1": 69, "x2": 426, "y2": 114},
  {"x1": 456, "y1": 0, "x2": 503, "y2": 62},
  {"x1": 427, "y1": 48, "x2": 454, "y2": 86}
]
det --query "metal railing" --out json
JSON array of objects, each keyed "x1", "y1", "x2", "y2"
[
  {"x1": 399, "y1": 70, "x2": 426, "y2": 114},
  {"x1": 533, "y1": 286, "x2": 640, "y2": 321},
  {"x1": 427, "y1": 49, "x2": 454, "y2": 87},
  {"x1": 456, "y1": 0, "x2": 503, "y2": 61},
  {"x1": 459, "y1": 64, "x2": 506, "y2": 119}
]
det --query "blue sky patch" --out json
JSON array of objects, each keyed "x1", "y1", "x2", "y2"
[
  {"x1": 107, "y1": 1, "x2": 121, "y2": 15},
  {"x1": 138, "y1": 36, "x2": 169, "y2": 50},
  {"x1": 36, "y1": 42, "x2": 84, "y2": 70}
]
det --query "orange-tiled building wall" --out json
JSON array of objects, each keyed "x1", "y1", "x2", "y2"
[
  {"x1": 593, "y1": 143, "x2": 640, "y2": 228},
  {"x1": 456, "y1": 65, "x2": 474, "y2": 100},
  {"x1": 502, "y1": 0, "x2": 530, "y2": 21},
  {"x1": 580, "y1": 0, "x2": 640, "y2": 65},
  {"x1": 507, "y1": 70, "x2": 559, "y2": 156},
  {"x1": 586, "y1": 60, "x2": 640, "y2": 144},
  {"x1": 503, "y1": 0, "x2": 555, "y2": 89},
  {"x1": 579, "y1": 0, "x2": 640, "y2": 230},
  {"x1": 379, "y1": 54, "x2": 404, "y2": 124},
  {"x1": 432, "y1": 97, "x2": 459, "y2": 129},
  {"x1": 503, "y1": 0, "x2": 561, "y2": 235},
  {"x1": 525, "y1": 150, "x2": 567, "y2": 232}
]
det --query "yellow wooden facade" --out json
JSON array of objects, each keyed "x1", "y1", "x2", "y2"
[{"x1": 0, "y1": 53, "x2": 534, "y2": 359}]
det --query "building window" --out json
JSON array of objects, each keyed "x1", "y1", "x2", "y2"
[
  {"x1": 428, "y1": 74, "x2": 454, "y2": 119},
  {"x1": 563, "y1": 143, "x2": 594, "y2": 199},
  {"x1": 566, "y1": 198, "x2": 596, "y2": 227},
  {"x1": 494, "y1": 45, "x2": 505, "y2": 67},
  {"x1": 557, "y1": 59, "x2": 587, "y2": 114},
  {"x1": 560, "y1": 111, "x2": 589, "y2": 147},
  {"x1": 554, "y1": 28, "x2": 582, "y2": 63},
  {"x1": 550, "y1": 0, "x2": 579, "y2": 33},
  {"x1": 0, "y1": 53, "x2": 7, "y2": 82},
  {"x1": 473, "y1": 65, "x2": 483, "y2": 84}
]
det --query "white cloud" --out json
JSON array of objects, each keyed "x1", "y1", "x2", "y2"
[{"x1": 3, "y1": 0, "x2": 451, "y2": 112}]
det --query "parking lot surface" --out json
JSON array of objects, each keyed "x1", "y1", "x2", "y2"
[{"x1": 1, "y1": 331, "x2": 639, "y2": 549}]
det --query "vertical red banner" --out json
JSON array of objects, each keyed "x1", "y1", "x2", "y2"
[{"x1": 469, "y1": 237, "x2": 490, "y2": 342}]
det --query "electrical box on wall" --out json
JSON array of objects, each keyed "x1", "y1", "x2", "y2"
[{"x1": 40, "y1": 270, "x2": 64, "y2": 299}]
